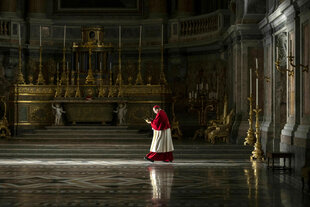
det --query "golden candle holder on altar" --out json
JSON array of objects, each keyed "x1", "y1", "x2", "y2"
[
  {"x1": 64, "y1": 62, "x2": 70, "y2": 97},
  {"x1": 159, "y1": 45, "x2": 167, "y2": 85},
  {"x1": 117, "y1": 48, "x2": 123, "y2": 97},
  {"x1": 75, "y1": 62, "x2": 81, "y2": 98},
  {"x1": 98, "y1": 62, "x2": 105, "y2": 97},
  {"x1": 16, "y1": 46, "x2": 25, "y2": 84},
  {"x1": 60, "y1": 47, "x2": 66, "y2": 84},
  {"x1": 54, "y1": 63, "x2": 62, "y2": 97},
  {"x1": 135, "y1": 47, "x2": 143, "y2": 85},
  {"x1": 37, "y1": 46, "x2": 45, "y2": 85}
]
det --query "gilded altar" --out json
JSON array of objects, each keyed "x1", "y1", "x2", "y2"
[
  {"x1": 9, "y1": 25, "x2": 171, "y2": 135},
  {"x1": 9, "y1": 84, "x2": 171, "y2": 134}
]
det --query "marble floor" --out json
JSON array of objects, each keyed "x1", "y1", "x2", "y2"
[{"x1": 0, "y1": 159, "x2": 308, "y2": 207}]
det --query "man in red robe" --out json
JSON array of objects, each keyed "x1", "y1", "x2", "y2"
[{"x1": 145, "y1": 105, "x2": 174, "y2": 162}]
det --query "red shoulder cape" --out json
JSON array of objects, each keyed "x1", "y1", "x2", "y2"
[{"x1": 151, "y1": 110, "x2": 171, "y2": 130}]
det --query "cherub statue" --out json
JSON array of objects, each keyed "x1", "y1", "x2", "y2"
[
  {"x1": 114, "y1": 103, "x2": 127, "y2": 125},
  {"x1": 52, "y1": 104, "x2": 66, "y2": 126}
]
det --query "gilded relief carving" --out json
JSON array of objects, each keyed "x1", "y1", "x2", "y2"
[
  {"x1": 29, "y1": 105, "x2": 53, "y2": 122},
  {"x1": 128, "y1": 104, "x2": 153, "y2": 124}
]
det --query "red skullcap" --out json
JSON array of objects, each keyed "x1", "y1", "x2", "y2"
[{"x1": 153, "y1": 105, "x2": 160, "y2": 109}]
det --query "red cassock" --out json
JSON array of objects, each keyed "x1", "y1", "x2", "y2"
[{"x1": 146, "y1": 110, "x2": 174, "y2": 162}]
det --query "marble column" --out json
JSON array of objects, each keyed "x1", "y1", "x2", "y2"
[
  {"x1": 175, "y1": 0, "x2": 195, "y2": 17},
  {"x1": 228, "y1": 29, "x2": 263, "y2": 145},
  {"x1": 28, "y1": 0, "x2": 46, "y2": 18},
  {"x1": 0, "y1": 0, "x2": 17, "y2": 17},
  {"x1": 261, "y1": 34, "x2": 274, "y2": 153},
  {"x1": 148, "y1": 0, "x2": 167, "y2": 18}
]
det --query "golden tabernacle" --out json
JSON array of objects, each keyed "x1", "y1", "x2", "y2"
[{"x1": 9, "y1": 26, "x2": 171, "y2": 135}]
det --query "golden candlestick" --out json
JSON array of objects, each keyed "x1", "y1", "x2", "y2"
[
  {"x1": 108, "y1": 67, "x2": 114, "y2": 97},
  {"x1": 135, "y1": 47, "x2": 143, "y2": 85},
  {"x1": 244, "y1": 94, "x2": 255, "y2": 146},
  {"x1": 251, "y1": 105, "x2": 264, "y2": 160},
  {"x1": 160, "y1": 45, "x2": 167, "y2": 85},
  {"x1": 60, "y1": 47, "x2": 66, "y2": 84},
  {"x1": 98, "y1": 62, "x2": 105, "y2": 97},
  {"x1": 16, "y1": 46, "x2": 25, "y2": 84},
  {"x1": 54, "y1": 63, "x2": 62, "y2": 97},
  {"x1": 64, "y1": 63, "x2": 70, "y2": 97},
  {"x1": 85, "y1": 48, "x2": 95, "y2": 84},
  {"x1": 36, "y1": 46, "x2": 45, "y2": 85},
  {"x1": 71, "y1": 70, "x2": 75, "y2": 85},
  {"x1": 117, "y1": 48, "x2": 123, "y2": 97},
  {"x1": 75, "y1": 65, "x2": 81, "y2": 98}
]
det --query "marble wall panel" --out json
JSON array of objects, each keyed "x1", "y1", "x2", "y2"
[{"x1": 303, "y1": 21, "x2": 310, "y2": 116}]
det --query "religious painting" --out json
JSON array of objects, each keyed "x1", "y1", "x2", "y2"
[{"x1": 54, "y1": 0, "x2": 142, "y2": 15}]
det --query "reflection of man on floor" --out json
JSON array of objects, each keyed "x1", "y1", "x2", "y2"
[
  {"x1": 148, "y1": 165, "x2": 174, "y2": 204},
  {"x1": 144, "y1": 105, "x2": 174, "y2": 162}
]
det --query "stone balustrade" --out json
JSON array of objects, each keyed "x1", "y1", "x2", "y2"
[
  {"x1": 169, "y1": 10, "x2": 230, "y2": 43},
  {"x1": 0, "y1": 20, "x2": 10, "y2": 36}
]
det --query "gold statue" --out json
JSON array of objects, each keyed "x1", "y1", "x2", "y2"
[
  {"x1": 204, "y1": 94, "x2": 228, "y2": 142},
  {"x1": 208, "y1": 110, "x2": 234, "y2": 144}
]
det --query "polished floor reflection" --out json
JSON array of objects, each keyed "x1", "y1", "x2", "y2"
[{"x1": 0, "y1": 159, "x2": 308, "y2": 206}]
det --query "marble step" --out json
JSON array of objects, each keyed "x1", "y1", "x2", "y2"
[
  {"x1": 0, "y1": 148, "x2": 252, "y2": 154},
  {"x1": 0, "y1": 144, "x2": 253, "y2": 150},
  {"x1": 45, "y1": 126, "x2": 129, "y2": 130},
  {"x1": 34, "y1": 129, "x2": 142, "y2": 134},
  {"x1": 2, "y1": 139, "x2": 150, "y2": 144},
  {"x1": 21, "y1": 133, "x2": 149, "y2": 138},
  {"x1": 0, "y1": 152, "x2": 251, "y2": 159}
]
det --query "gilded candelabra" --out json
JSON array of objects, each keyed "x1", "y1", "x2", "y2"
[
  {"x1": 275, "y1": 59, "x2": 294, "y2": 76},
  {"x1": 117, "y1": 48, "x2": 123, "y2": 97},
  {"x1": 16, "y1": 46, "x2": 25, "y2": 84},
  {"x1": 135, "y1": 47, "x2": 143, "y2": 85},
  {"x1": 60, "y1": 47, "x2": 66, "y2": 84},
  {"x1": 85, "y1": 48, "x2": 96, "y2": 84},
  {"x1": 275, "y1": 54, "x2": 309, "y2": 76},
  {"x1": 37, "y1": 46, "x2": 45, "y2": 85},
  {"x1": 244, "y1": 94, "x2": 255, "y2": 146},
  {"x1": 251, "y1": 105, "x2": 264, "y2": 160},
  {"x1": 159, "y1": 45, "x2": 167, "y2": 85}
]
